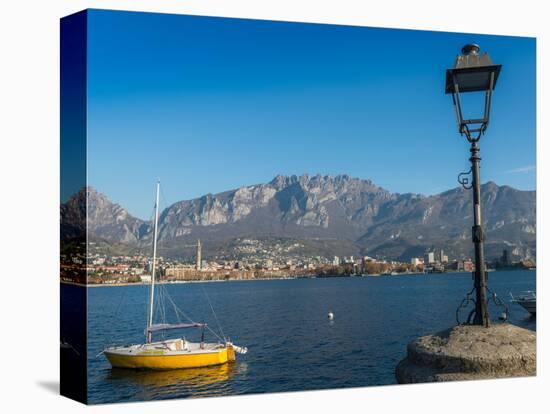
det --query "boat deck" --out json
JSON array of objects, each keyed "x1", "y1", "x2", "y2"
[{"x1": 106, "y1": 338, "x2": 227, "y2": 356}]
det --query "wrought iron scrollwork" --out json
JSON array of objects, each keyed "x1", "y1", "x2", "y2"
[
  {"x1": 456, "y1": 286, "x2": 476, "y2": 325},
  {"x1": 458, "y1": 168, "x2": 473, "y2": 190},
  {"x1": 456, "y1": 281, "x2": 509, "y2": 325},
  {"x1": 487, "y1": 285, "x2": 509, "y2": 321}
]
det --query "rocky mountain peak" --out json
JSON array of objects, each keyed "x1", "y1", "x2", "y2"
[
  {"x1": 62, "y1": 186, "x2": 148, "y2": 244},
  {"x1": 61, "y1": 177, "x2": 536, "y2": 262}
]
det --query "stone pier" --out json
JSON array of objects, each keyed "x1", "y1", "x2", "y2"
[{"x1": 396, "y1": 323, "x2": 536, "y2": 383}]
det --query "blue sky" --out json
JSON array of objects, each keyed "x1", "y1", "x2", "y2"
[{"x1": 86, "y1": 9, "x2": 536, "y2": 220}]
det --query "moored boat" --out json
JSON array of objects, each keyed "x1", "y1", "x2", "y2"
[
  {"x1": 105, "y1": 338, "x2": 239, "y2": 370},
  {"x1": 510, "y1": 291, "x2": 536, "y2": 315},
  {"x1": 103, "y1": 181, "x2": 247, "y2": 370}
]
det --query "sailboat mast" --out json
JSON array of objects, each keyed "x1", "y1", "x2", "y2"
[{"x1": 147, "y1": 180, "x2": 161, "y2": 343}]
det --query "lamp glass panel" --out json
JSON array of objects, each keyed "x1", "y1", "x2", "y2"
[{"x1": 456, "y1": 91, "x2": 487, "y2": 122}]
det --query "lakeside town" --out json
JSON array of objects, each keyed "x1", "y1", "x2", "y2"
[{"x1": 60, "y1": 239, "x2": 536, "y2": 285}]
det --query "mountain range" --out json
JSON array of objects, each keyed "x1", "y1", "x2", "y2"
[{"x1": 61, "y1": 174, "x2": 536, "y2": 262}]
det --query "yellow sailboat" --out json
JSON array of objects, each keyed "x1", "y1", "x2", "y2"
[{"x1": 104, "y1": 181, "x2": 247, "y2": 370}]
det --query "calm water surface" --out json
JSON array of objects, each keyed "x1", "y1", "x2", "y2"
[{"x1": 86, "y1": 270, "x2": 536, "y2": 404}]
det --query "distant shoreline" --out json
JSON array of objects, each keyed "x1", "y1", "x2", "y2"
[
  {"x1": 61, "y1": 277, "x2": 299, "y2": 288},
  {"x1": 60, "y1": 268, "x2": 534, "y2": 288}
]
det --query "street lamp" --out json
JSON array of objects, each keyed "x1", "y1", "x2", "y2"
[{"x1": 446, "y1": 44, "x2": 501, "y2": 327}]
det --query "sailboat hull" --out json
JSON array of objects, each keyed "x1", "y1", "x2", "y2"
[{"x1": 105, "y1": 344, "x2": 235, "y2": 370}]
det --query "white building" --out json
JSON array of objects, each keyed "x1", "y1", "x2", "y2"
[{"x1": 426, "y1": 252, "x2": 435, "y2": 264}]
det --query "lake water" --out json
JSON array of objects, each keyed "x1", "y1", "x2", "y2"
[{"x1": 85, "y1": 270, "x2": 536, "y2": 404}]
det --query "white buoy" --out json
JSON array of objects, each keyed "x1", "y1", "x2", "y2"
[{"x1": 328, "y1": 311, "x2": 334, "y2": 320}]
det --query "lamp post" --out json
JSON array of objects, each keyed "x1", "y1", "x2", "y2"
[
  {"x1": 396, "y1": 44, "x2": 534, "y2": 383},
  {"x1": 445, "y1": 44, "x2": 501, "y2": 327}
]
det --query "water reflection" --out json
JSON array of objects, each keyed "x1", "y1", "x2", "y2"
[{"x1": 107, "y1": 362, "x2": 244, "y2": 399}]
